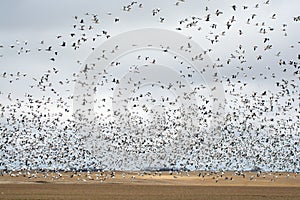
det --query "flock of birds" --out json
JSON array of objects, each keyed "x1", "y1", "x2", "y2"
[
  {"x1": 0, "y1": 1, "x2": 299, "y2": 172},
  {"x1": 0, "y1": 169, "x2": 296, "y2": 184}
]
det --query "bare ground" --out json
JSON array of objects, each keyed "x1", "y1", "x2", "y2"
[{"x1": 0, "y1": 171, "x2": 299, "y2": 200}]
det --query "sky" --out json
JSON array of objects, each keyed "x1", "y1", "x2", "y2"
[
  {"x1": 0, "y1": 0, "x2": 298, "y2": 116},
  {"x1": 0, "y1": 0, "x2": 299, "y2": 171}
]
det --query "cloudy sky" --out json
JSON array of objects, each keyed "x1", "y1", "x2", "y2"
[{"x1": 1, "y1": 0, "x2": 299, "y2": 117}]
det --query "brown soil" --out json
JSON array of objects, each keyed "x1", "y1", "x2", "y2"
[{"x1": 0, "y1": 171, "x2": 299, "y2": 200}]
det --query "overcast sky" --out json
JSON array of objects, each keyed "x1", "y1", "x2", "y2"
[{"x1": 0, "y1": 0, "x2": 299, "y2": 119}]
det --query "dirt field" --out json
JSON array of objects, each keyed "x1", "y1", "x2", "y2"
[{"x1": 0, "y1": 171, "x2": 299, "y2": 200}]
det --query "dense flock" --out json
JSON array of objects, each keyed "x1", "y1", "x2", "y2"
[{"x1": 0, "y1": 0, "x2": 299, "y2": 172}]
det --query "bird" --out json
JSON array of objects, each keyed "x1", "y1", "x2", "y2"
[{"x1": 0, "y1": 0, "x2": 299, "y2": 177}]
